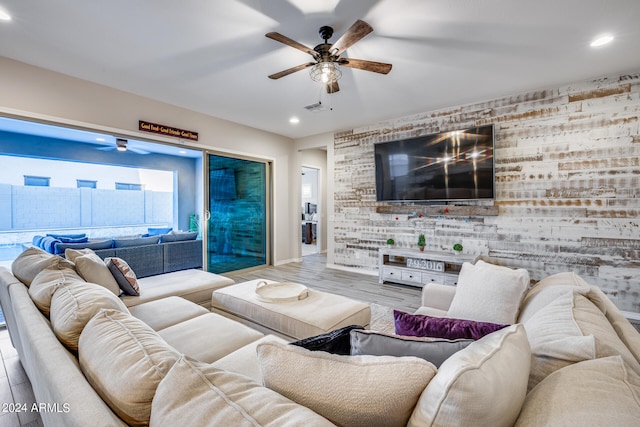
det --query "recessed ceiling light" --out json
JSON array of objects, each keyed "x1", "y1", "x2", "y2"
[
  {"x1": 0, "y1": 10, "x2": 11, "y2": 21},
  {"x1": 590, "y1": 34, "x2": 614, "y2": 47},
  {"x1": 95, "y1": 137, "x2": 106, "y2": 142},
  {"x1": 179, "y1": 150, "x2": 187, "y2": 154},
  {"x1": 289, "y1": 117, "x2": 300, "y2": 124}
]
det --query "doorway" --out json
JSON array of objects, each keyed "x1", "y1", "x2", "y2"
[
  {"x1": 301, "y1": 166, "x2": 319, "y2": 256},
  {"x1": 206, "y1": 153, "x2": 271, "y2": 273}
]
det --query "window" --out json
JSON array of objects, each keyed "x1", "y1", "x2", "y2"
[
  {"x1": 24, "y1": 175, "x2": 50, "y2": 187},
  {"x1": 77, "y1": 179, "x2": 97, "y2": 189},
  {"x1": 115, "y1": 182, "x2": 142, "y2": 191}
]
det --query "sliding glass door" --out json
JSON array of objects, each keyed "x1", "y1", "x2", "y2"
[{"x1": 205, "y1": 153, "x2": 270, "y2": 273}]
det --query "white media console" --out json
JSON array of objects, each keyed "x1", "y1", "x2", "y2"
[{"x1": 378, "y1": 247, "x2": 477, "y2": 288}]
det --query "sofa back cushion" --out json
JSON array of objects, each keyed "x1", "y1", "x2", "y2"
[
  {"x1": 79, "y1": 309, "x2": 180, "y2": 426},
  {"x1": 150, "y1": 355, "x2": 336, "y2": 427},
  {"x1": 73, "y1": 253, "x2": 121, "y2": 296},
  {"x1": 50, "y1": 281, "x2": 128, "y2": 351},
  {"x1": 11, "y1": 246, "x2": 75, "y2": 286},
  {"x1": 514, "y1": 356, "x2": 640, "y2": 427},
  {"x1": 408, "y1": 324, "x2": 530, "y2": 427},
  {"x1": 521, "y1": 281, "x2": 640, "y2": 390},
  {"x1": 447, "y1": 260, "x2": 529, "y2": 324},
  {"x1": 257, "y1": 341, "x2": 436, "y2": 427},
  {"x1": 28, "y1": 266, "x2": 83, "y2": 317}
]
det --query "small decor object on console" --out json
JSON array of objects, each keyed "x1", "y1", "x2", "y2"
[
  {"x1": 453, "y1": 243, "x2": 463, "y2": 255},
  {"x1": 386, "y1": 238, "x2": 395, "y2": 247},
  {"x1": 418, "y1": 234, "x2": 426, "y2": 252}
]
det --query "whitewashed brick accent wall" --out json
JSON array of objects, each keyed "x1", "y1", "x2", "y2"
[{"x1": 333, "y1": 71, "x2": 640, "y2": 313}]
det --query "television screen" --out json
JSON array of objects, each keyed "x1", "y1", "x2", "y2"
[{"x1": 374, "y1": 124, "x2": 494, "y2": 202}]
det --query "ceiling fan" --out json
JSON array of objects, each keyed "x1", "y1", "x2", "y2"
[
  {"x1": 266, "y1": 19, "x2": 392, "y2": 93},
  {"x1": 97, "y1": 138, "x2": 150, "y2": 154}
]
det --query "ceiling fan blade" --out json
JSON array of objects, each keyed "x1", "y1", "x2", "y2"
[
  {"x1": 268, "y1": 62, "x2": 315, "y2": 80},
  {"x1": 326, "y1": 81, "x2": 340, "y2": 94},
  {"x1": 331, "y1": 20, "x2": 373, "y2": 56},
  {"x1": 266, "y1": 32, "x2": 320, "y2": 59},
  {"x1": 338, "y1": 58, "x2": 392, "y2": 74}
]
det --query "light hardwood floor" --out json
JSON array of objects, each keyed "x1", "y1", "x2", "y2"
[{"x1": 0, "y1": 253, "x2": 420, "y2": 427}]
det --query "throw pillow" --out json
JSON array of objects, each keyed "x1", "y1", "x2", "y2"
[
  {"x1": 290, "y1": 324, "x2": 364, "y2": 355},
  {"x1": 28, "y1": 266, "x2": 84, "y2": 316},
  {"x1": 350, "y1": 329, "x2": 473, "y2": 367},
  {"x1": 64, "y1": 247, "x2": 95, "y2": 263},
  {"x1": 11, "y1": 246, "x2": 75, "y2": 287},
  {"x1": 408, "y1": 324, "x2": 531, "y2": 427},
  {"x1": 522, "y1": 287, "x2": 597, "y2": 391},
  {"x1": 447, "y1": 260, "x2": 530, "y2": 324},
  {"x1": 257, "y1": 341, "x2": 437, "y2": 427},
  {"x1": 147, "y1": 227, "x2": 172, "y2": 236},
  {"x1": 394, "y1": 310, "x2": 508, "y2": 340},
  {"x1": 150, "y1": 355, "x2": 335, "y2": 427},
  {"x1": 73, "y1": 253, "x2": 121, "y2": 296},
  {"x1": 105, "y1": 257, "x2": 140, "y2": 296},
  {"x1": 514, "y1": 356, "x2": 640, "y2": 427},
  {"x1": 79, "y1": 309, "x2": 180, "y2": 426},
  {"x1": 50, "y1": 281, "x2": 128, "y2": 351}
]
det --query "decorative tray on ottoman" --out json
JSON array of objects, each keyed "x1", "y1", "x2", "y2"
[{"x1": 254, "y1": 280, "x2": 309, "y2": 303}]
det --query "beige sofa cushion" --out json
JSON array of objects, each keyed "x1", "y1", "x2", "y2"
[
  {"x1": 408, "y1": 324, "x2": 530, "y2": 427},
  {"x1": 157, "y1": 312, "x2": 263, "y2": 364},
  {"x1": 522, "y1": 287, "x2": 596, "y2": 390},
  {"x1": 28, "y1": 266, "x2": 84, "y2": 317},
  {"x1": 12, "y1": 246, "x2": 74, "y2": 286},
  {"x1": 50, "y1": 281, "x2": 128, "y2": 351},
  {"x1": 447, "y1": 260, "x2": 529, "y2": 324},
  {"x1": 150, "y1": 355, "x2": 336, "y2": 427},
  {"x1": 79, "y1": 309, "x2": 180, "y2": 426},
  {"x1": 128, "y1": 296, "x2": 209, "y2": 331},
  {"x1": 74, "y1": 252, "x2": 121, "y2": 296},
  {"x1": 515, "y1": 356, "x2": 640, "y2": 427},
  {"x1": 211, "y1": 335, "x2": 290, "y2": 383},
  {"x1": 121, "y1": 269, "x2": 235, "y2": 307},
  {"x1": 257, "y1": 341, "x2": 436, "y2": 427}
]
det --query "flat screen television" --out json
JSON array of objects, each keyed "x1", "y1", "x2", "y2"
[{"x1": 374, "y1": 124, "x2": 495, "y2": 202}]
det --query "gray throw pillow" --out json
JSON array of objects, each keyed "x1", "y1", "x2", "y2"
[{"x1": 350, "y1": 329, "x2": 473, "y2": 367}]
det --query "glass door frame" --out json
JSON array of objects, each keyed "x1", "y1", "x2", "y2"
[{"x1": 202, "y1": 150, "x2": 272, "y2": 272}]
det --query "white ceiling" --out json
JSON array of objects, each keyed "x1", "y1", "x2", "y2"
[{"x1": 1, "y1": 0, "x2": 640, "y2": 140}]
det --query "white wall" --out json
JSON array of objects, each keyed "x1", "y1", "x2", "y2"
[
  {"x1": 0, "y1": 57, "x2": 297, "y2": 265},
  {"x1": 0, "y1": 155, "x2": 173, "y2": 191}
]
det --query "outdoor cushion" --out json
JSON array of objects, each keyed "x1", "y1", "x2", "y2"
[
  {"x1": 113, "y1": 235, "x2": 160, "y2": 248},
  {"x1": 159, "y1": 231, "x2": 198, "y2": 242}
]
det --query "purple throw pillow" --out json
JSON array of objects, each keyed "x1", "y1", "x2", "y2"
[{"x1": 394, "y1": 310, "x2": 508, "y2": 340}]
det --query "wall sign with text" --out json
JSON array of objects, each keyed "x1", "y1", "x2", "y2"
[{"x1": 139, "y1": 120, "x2": 199, "y2": 141}]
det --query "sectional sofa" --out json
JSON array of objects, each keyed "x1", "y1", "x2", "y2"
[{"x1": 1, "y1": 248, "x2": 639, "y2": 426}]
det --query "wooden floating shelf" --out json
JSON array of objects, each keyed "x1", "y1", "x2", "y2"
[{"x1": 376, "y1": 205, "x2": 499, "y2": 217}]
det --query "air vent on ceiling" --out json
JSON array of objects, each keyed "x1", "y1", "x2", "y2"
[{"x1": 304, "y1": 101, "x2": 330, "y2": 112}]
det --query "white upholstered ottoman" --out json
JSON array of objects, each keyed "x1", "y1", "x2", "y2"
[{"x1": 211, "y1": 279, "x2": 371, "y2": 339}]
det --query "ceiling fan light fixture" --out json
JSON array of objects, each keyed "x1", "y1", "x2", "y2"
[{"x1": 310, "y1": 61, "x2": 341, "y2": 84}]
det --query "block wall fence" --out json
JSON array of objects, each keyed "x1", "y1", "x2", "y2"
[{"x1": 333, "y1": 71, "x2": 640, "y2": 313}]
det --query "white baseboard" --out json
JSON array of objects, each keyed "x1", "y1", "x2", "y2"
[
  {"x1": 274, "y1": 258, "x2": 302, "y2": 266},
  {"x1": 326, "y1": 263, "x2": 378, "y2": 277}
]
